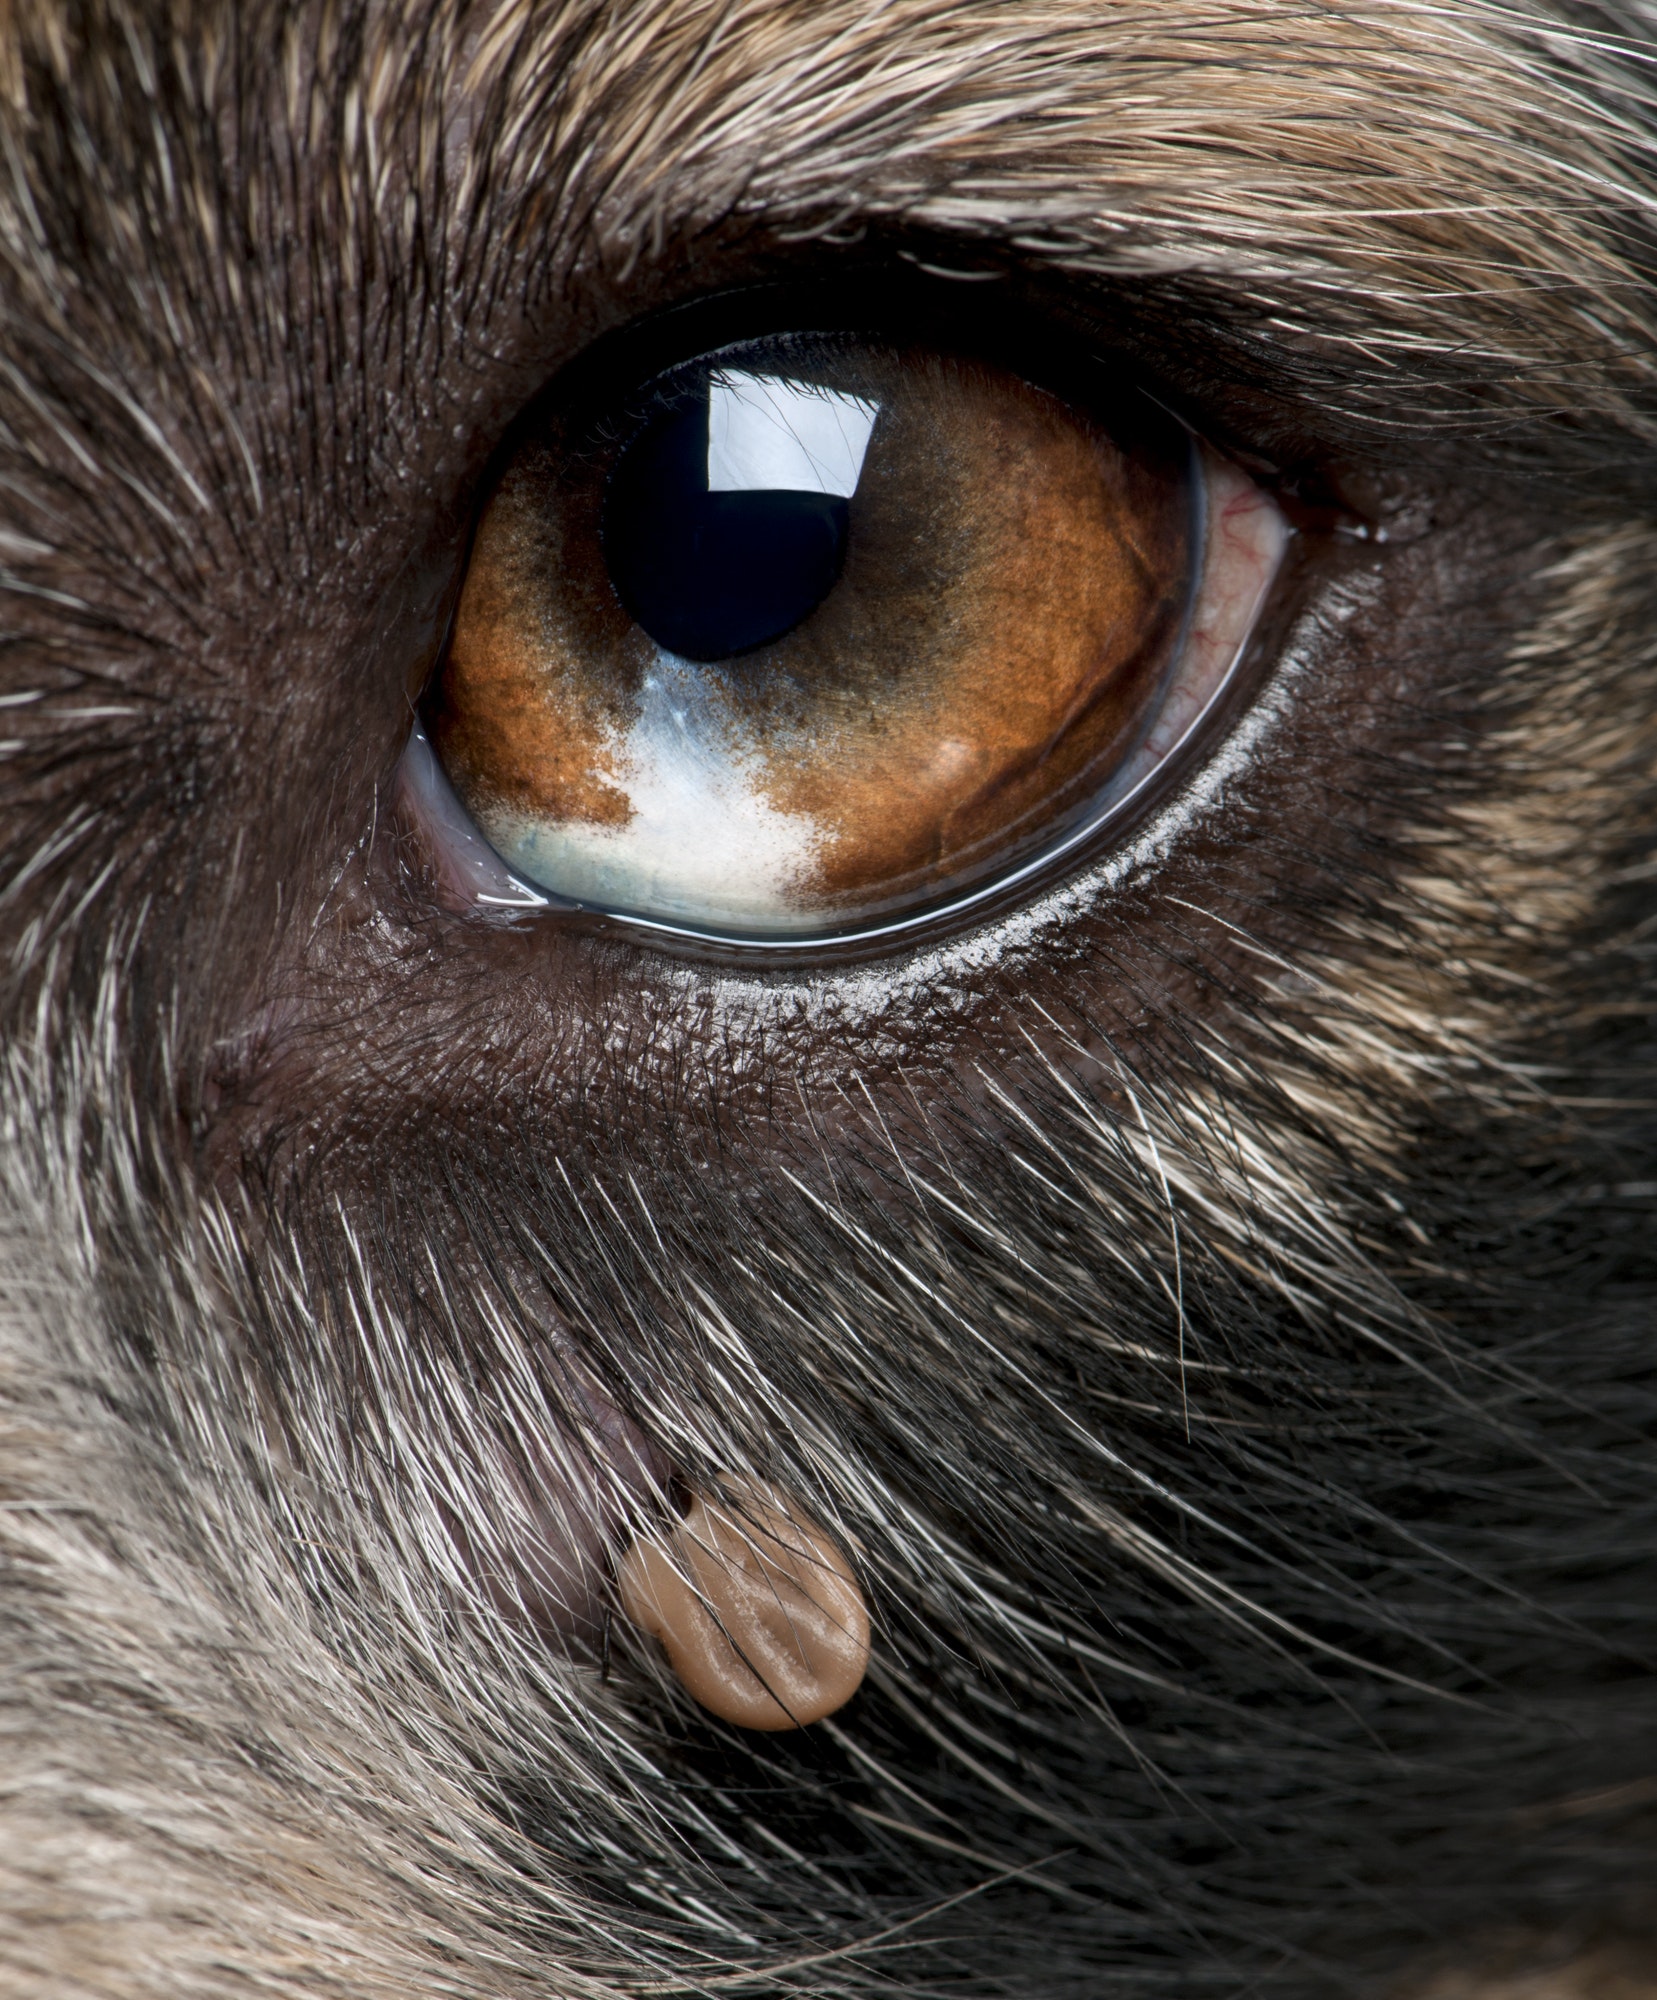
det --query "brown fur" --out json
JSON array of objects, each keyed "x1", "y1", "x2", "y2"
[{"x1": 1, "y1": 2, "x2": 1657, "y2": 1996}]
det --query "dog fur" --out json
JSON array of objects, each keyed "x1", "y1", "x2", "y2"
[{"x1": 1, "y1": 1, "x2": 1657, "y2": 1994}]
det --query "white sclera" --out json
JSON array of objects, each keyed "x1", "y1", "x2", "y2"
[{"x1": 706, "y1": 372, "x2": 880, "y2": 498}]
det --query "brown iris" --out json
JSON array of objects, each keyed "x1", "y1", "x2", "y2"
[{"x1": 427, "y1": 337, "x2": 1196, "y2": 936}]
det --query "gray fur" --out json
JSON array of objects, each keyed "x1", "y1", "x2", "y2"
[{"x1": 2, "y1": 2, "x2": 1657, "y2": 1994}]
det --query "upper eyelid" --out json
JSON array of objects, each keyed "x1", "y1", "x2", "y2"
[
  {"x1": 444, "y1": 7, "x2": 1655, "y2": 452},
  {"x1": 449, "y1": 236, "x2": 1640, "y2": 519},
  {"x1": 0, "y1": 7, "x2": 1643, "y2": 607},
  {"x1": 477, "y1": 266, "x2": 1371, "y2": 515}
]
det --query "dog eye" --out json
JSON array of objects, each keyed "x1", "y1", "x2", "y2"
[{"x1": 420, "y1": 330, "x2": 1286, "y2": 941}]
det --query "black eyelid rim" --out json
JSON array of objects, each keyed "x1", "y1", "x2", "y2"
[{"x1": 463, "y1": 265, "x2": 1241, "y2": 503}]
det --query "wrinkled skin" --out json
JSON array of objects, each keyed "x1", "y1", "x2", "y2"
[{"x1": 1, "y1": 2, "x2": 1657, "y2": 1997}]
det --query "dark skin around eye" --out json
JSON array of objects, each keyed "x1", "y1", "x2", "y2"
[{"x1": 3, "y1": 4, "x2": 1656, "y2": 1994}]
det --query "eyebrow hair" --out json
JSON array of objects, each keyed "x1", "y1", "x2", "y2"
[
  {"x1": 456, "y1": 0, "x2": 1657, "y2": 433},
  {"x1": 0, "y1": 0, "x2": 1652, "y2": 633}
]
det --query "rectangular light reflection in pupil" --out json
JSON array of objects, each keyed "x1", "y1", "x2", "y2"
[
  {"x1": 706, "y1": 373, "x2": 882, "y2": 497},
  {"x1": 604, "y1": 371, "x2": 859, "y2": 662}
]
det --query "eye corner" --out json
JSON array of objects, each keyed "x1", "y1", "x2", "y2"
[
  {"x1": 1263, "y1": 458, "x2": 1441, "y2": 549},
  {"x1": 393, "y1": 719, "x2": 563, "y2": 923}
]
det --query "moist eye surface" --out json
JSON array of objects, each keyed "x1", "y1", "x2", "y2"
[
  {"x1": 425, "y1": 330, "x2": 1282, "y2": 940},
  {"x1": 603, "y1": 370, "x2": 879, "y2": 660}
]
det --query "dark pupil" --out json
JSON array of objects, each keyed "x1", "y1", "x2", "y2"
[{"x1": 603, "y1": 375, "x2": 854, "y2": 663}]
